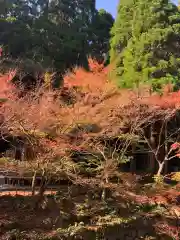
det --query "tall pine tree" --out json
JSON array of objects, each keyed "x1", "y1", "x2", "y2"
[
  {"x1": 110, "y1": 0, "x2": 138, "y2": 62},
  {"x1": 110, "y1": 0, "x2": 180, "y2": 91},
  {"x1": 90, "y1": 9, "x2": 114, "y2": 63}
]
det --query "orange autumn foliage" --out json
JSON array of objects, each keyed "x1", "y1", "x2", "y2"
[
  {"x1": 142, "y1": 91, "x2": 180, "y2": 109},
  {"x1": 0, "y1": 71, "x2": 16, "y2": 101},
  {"x1": 63, "y1": 58, "x2": 180, "y2": 112},
  {"x1": 1, "y1": 59, "x2": 180, "y2": 160},
  {"x1": 63, "y1": 58, "x2": 112, "y2": 92}
]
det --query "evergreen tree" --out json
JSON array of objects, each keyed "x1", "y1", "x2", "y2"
[
  {"x1": 110, "y1": 0, "x2": 180, "y2": 91},
  {"x1": 0, "y1": 0, "x2": 109, "y2": 78},
  {"x1": 110, "y1": 0, "x2": 138, "y2": 62},
  {"x1": 90, "y1": 9, "x2": 114, "y2": 63}
]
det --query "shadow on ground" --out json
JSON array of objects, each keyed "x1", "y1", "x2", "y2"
[{"x1": 0, "y1": 185, "x2": 179, "y2": 240}]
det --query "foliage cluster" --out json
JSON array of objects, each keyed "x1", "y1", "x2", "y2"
[
  {"x1": 0, "y1": 0, "x2": 114, "y2": 78},
  {"x1": 110, "y1": 0, "x2": 180, "y2": 92},
  {"x1": 0, "y1": 60, "x2": 180, "y2": 188}
]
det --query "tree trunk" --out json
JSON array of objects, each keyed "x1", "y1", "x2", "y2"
[
  {"x1": 130, "y1": 144, "x2": 136, "y2": 173},
  {"x1": 31, "y1": 170, "x2": 37, "y2": 196},
  {"x1": 149, "y1": 124, "x2": 156, "y2": 172},
  {"x1": 164, "y1": 121, "x2": 168, "y2": 174},
  {"x1": 157, "y1": 162, "x2": 165, "y2": 176},
  {"x1": 34, "y1": 170, "x2": 47, "y2": 209},
  {"x1": 101, "y1": 178, "x2": 108, "y2": 202}
]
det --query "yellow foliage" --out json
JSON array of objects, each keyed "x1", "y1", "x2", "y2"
[{"x1": 171, "y1": 172, "x2": 180, "y2": 182}]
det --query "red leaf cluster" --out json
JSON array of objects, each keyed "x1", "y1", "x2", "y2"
[
  {"x1": 171, "y1": 142, "x2": 180, "y2": 150},
  {"x1": 0, "y1": 71, "x2": 16, "y2": 100}
]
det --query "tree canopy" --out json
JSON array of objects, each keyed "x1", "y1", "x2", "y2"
[
  {"x1": 90, "y1": 9, "x2": 114, "y2": 64},
  {"x1": 0, "y1": 0, "x2": 114, "y2": 78},
  {"x1": 110, "y1": 0, "x2": 180, "y2": 92}
]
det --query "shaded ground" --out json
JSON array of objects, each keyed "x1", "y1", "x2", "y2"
[{"x1": 0, "y1": 184, "x2": 179, "y2": 240}]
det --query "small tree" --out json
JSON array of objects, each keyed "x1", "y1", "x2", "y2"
[
  {"x1": 140, "y1": 110, "x2": 180, "y2": 177},
  {"x1": 72, "y1": 132, "x2": 138, "y2": 201}
]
